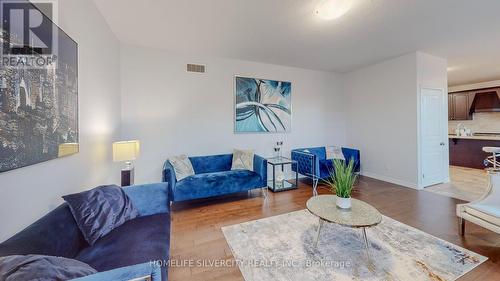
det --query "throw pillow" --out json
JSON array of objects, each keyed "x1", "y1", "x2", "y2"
[
  {"x1": 62, "y1": 185, "x2": 139, "y2": 245},
  {"x1": 168, "y1": 154, "x2": 195, "y2": 180},
  {"x1": 0, "y1": 255, "x2": 96, "y2": 281},
  {"x1": 326, "y1": 146, "x2": 345, "y2": 161},
  {"x1": 231, "y1": 149, "x2": 254, "y2": 170}
]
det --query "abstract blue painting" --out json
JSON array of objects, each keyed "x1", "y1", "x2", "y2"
[{"x1": 235, "y1": 76, "x2": 291, "y2": 133}]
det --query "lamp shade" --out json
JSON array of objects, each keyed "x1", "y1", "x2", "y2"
[{"x1": 113, "y1": 140, "x2": 140, "y2": 162}]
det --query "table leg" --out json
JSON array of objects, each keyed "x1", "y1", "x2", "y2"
[
  {"x1": 314, "y1": 218, "x2": 324, "y2": 247},
  {"x1": 272, "y1": 165, "x2": 275, "y2": 191},
  {"x1": 295, "y1": 163, "x2": 299, "y2": 188},
  {"x1": 362, "y1": 228, "x2": 372, "y2": 262}
]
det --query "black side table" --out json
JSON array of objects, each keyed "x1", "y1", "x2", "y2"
[{"x1": 267, "y1": 156, "x2": 299, "y2": 192}]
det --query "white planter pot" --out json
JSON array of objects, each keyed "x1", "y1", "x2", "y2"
[{"x1": 336, "y1": 196, "x2": 352, "y2": 209}]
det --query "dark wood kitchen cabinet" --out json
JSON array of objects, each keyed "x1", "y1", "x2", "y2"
[
  {"x1": 453, "y1": 92, "x2": 470, "y2": 120},
  {"x1": 448, "y1": 91, "x2": 472, "y2": 121}
]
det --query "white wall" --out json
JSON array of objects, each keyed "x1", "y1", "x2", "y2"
[
  {"x1": 344, "y1": 52, "x2": 448, "y2": 189},
  {"x1": 120, "y1": 45, "x2": 346, "y2": 184},
  {"x1": 0, "y1": 0, "x2": 121, "y2": 242},
  {"x1": 344, "y1": 53, "x2": 419, "y2": 188},
  {"x1": 416, "y1": 52, "x2": 449, "y2": 186}
]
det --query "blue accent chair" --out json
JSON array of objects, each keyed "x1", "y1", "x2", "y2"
[
  {"x1": 291, "y1": 147, "x2": 360, "y2": 195},
  {"x1": 0, "y1": 183, "x2": 171, "y2": 281},
  {"x1": 163, "y1": 154, "x2": 268, "y2": 202}
]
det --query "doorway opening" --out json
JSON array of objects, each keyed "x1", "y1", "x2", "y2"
[{"x1": 425, "y1": 84, "x2": 500, "y2": 201}]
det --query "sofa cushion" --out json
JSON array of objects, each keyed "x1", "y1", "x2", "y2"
[
  {"x1": 75, "y1": 213, "x2": 170, "y2": 279},
  {"x1": 124, "y1": 183, "x2": 170, "y2": 217},
  {"x1": 0, "y1": 204, "x2": 87, "y2": 259},
  {"x1": 174, "y1": 170, "x2": 263, "y2": 201},
  {"x1": 0, "y1": 254, "x2": 96, "y2": 281},
  {"x1": 320, "y1": 158, "x2": 359, "y2": 180},
  {"x1": 63, "y1": 185, "x2": 139, "y2": 246},
  {"x1": 189, "y1": 154, "x2": 233, "y2": 174}
]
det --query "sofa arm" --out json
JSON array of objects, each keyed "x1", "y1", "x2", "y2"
[
  {"x1": 253, "y1": 155, "x2": 267, "y2": 187},
  {"x1": 124, "y1": 183, "x2": 169, "y2": 217},
  {"x1": 291, "y1": 150, "x2": 319, "y2": 179},
  {"x1": 71, "y1": 262, "x2": 162, "y2": 281},
  {"x1": 341, "y1": 147, "x2": 361, "y2": 173},
  {"x1": 162, "y1": 160, "x2": 177, "y2": 202}
]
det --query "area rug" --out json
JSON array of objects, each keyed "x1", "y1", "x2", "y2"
[{"x1": 222, "y1": 210, "x2": 487, "y2": 281}]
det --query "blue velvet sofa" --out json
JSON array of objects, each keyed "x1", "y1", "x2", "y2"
[
  {"x1": 291, "y1": 146, "x2": 360, "y2": 195},
  {"x1": 163, "y1": 154, "x2": 267, "y2": 202},
  {"x1": 0, "y1": 183, "x2": 170, "y2": 281}
]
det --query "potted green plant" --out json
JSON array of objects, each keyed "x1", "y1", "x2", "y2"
[{"x1": 325, "y1": 158, "x2": 357, "y2": 209}]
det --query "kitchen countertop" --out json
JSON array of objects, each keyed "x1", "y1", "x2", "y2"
[{"x1": 448, "y1": 134, "x2": 500, "y2": 141}]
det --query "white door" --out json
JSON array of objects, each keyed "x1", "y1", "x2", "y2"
[{"x1": 421, "y1": 88, "x2": 446, "y2": 187}]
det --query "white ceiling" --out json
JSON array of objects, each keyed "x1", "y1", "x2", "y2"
[{"x1": 94, "y1": 0, "x2": 500, "y2": 86}]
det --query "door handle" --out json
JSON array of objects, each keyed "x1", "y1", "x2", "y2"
[{"x1": 440, "y1": 142, "x2": 445, "y2": 146}]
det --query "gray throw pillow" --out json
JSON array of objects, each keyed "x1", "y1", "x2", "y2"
[
  {"x1": 0, "y1": 255, "x2": 97, "y2": 281},
  {"x1": 168, "y1": 154, "x2": 195, "y2": 180},
  {"x1": 326, "y1": 146, "x2": 345, "y2": 161},
  {"x1": 231, "y1": 149, "x2": 254, "y2": 171},
  {"x1": 62, "y1": 185, "x2": 139, "y2": 245}
]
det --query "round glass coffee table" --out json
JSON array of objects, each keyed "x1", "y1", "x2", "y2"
[{"x1": 306, "y1": 195, "x2": 382, "y2": 262}]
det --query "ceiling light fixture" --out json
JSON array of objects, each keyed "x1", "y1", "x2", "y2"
[{"x1": 315, "y1": 0, "x2": 352, "y2": 20}]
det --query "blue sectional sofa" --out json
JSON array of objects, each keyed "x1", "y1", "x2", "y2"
[
  {"x1": 163, "y1": 154, "x2": 267, "y2": 202},
  {"x1": 0, "y1": 183, "x2": 170, "y2": 281},
  {"x1": 291, "y1": 146, "x2": 360, "y2": 195}
]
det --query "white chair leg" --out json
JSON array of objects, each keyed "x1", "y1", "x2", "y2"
[
  {"x1": 262, "y1": 187, "x2": 268, "y2": 199},
  {"x1": 313, "y1": 178, "x2": 319, "y2": 196}
]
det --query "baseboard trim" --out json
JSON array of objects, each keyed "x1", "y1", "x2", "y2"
[{"x1": 360, "y1": 171, "x2": 420, "y2": 190}]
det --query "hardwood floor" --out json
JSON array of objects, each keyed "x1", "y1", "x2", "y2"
[{"x1": 168, "y1": 176, "x2": 500, "y2": 281}]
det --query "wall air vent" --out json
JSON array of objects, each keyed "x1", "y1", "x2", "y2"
[{"x1": 187, "y1": 64, "x2": 206, "y2": 73}]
